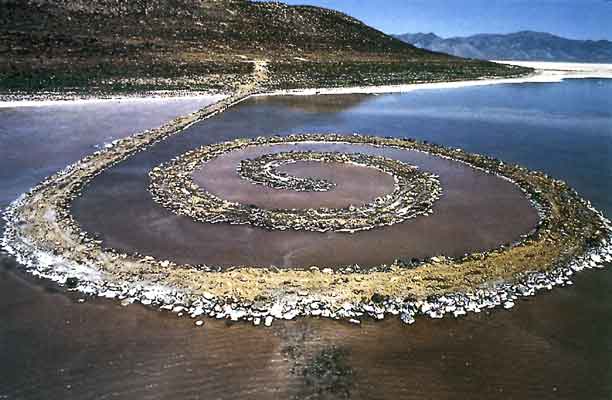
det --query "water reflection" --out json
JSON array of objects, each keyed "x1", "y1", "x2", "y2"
[{"x1": 251, "y1": 94, "x2": 373, "y2": 113}]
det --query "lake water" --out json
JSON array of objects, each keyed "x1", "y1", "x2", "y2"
[{"x1": 1, "y1": 79, "x2": 611, "y2": 399}]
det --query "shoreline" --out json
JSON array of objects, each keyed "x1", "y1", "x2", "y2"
[
  {"x1": 2, "y1": 61, "x2": 612, "y2": 327},
  {"x1": 0, "y1": 92, "x2": 229, "y2": 109},
  {"x1": 262, "y1": 61, "x2": 612, "y2": 97},
  {"x1": 2, "y1": 61, "x2": 611, "y2": 109}
]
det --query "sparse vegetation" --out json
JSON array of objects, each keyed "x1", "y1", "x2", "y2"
[{"x1": 0, "y1": 0, "x2": 532, "y2": 97}]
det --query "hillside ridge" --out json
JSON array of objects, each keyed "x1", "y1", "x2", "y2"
[{"x1": 0, "y1": 0, "x2": 530, "y2": 97}]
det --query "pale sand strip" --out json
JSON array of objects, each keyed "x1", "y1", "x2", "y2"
[
  {"x1": 0, "y1": 93, "x2": 228, "y2": 109},
  {"x1": 260, "y1": 61, "x2": 612, "y2": 97},
  {"x1": 3, "y1": 61, "x2": 611, "y2": 108}
]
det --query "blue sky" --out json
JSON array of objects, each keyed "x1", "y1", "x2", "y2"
[{"x1": 276, "y1": 0, "x2": 612, "y2": 40}]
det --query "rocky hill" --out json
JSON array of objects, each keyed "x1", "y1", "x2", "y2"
[
  {"x1": 0, "y1": 0, "x2": 530, "y2": 96},
  {"x1": 396, "y1": 31, "x2": 612, "y2": 63}
]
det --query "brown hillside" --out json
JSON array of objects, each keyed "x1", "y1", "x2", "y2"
[{"x1": 0, "y1": 0, "x2": 531, "y2": 95}]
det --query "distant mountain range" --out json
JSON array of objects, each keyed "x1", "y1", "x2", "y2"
[{"x1": 394, "y1": 31, "x2": 612, "y2": 62}]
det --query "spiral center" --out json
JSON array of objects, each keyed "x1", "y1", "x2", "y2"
[{"x1": 148, "y1": 135, "x2": 443, "y2": 233}]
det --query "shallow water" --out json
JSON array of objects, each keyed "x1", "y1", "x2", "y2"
[
  {"x1": 0, "y1": 96, "x2": 222, "y2": 221},
  {"x1": 73, "y1": 138, "x2": 536, "y2": 268},
  {"x1": 1, "y1": 79, "x2": 612, "y2": 399},
  {"x1": 195, "y1": 147, "x2": 399, "y2": 210}
]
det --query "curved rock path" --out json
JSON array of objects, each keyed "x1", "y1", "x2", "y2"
[
  {"x1": 2, "y1": 59, "x2": 271, "y2": 293},
  {"x1": 2, "y1": 60, "x2": 611, "y2": 326}
]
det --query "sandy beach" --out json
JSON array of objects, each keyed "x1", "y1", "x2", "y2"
[{"x1": 0, "y1": 93, "x2": 228, "y2": 109}]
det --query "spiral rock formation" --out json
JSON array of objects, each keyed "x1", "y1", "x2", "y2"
[{"x1": 149, "y1": 141, "x2": 442, "y2": 233}]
